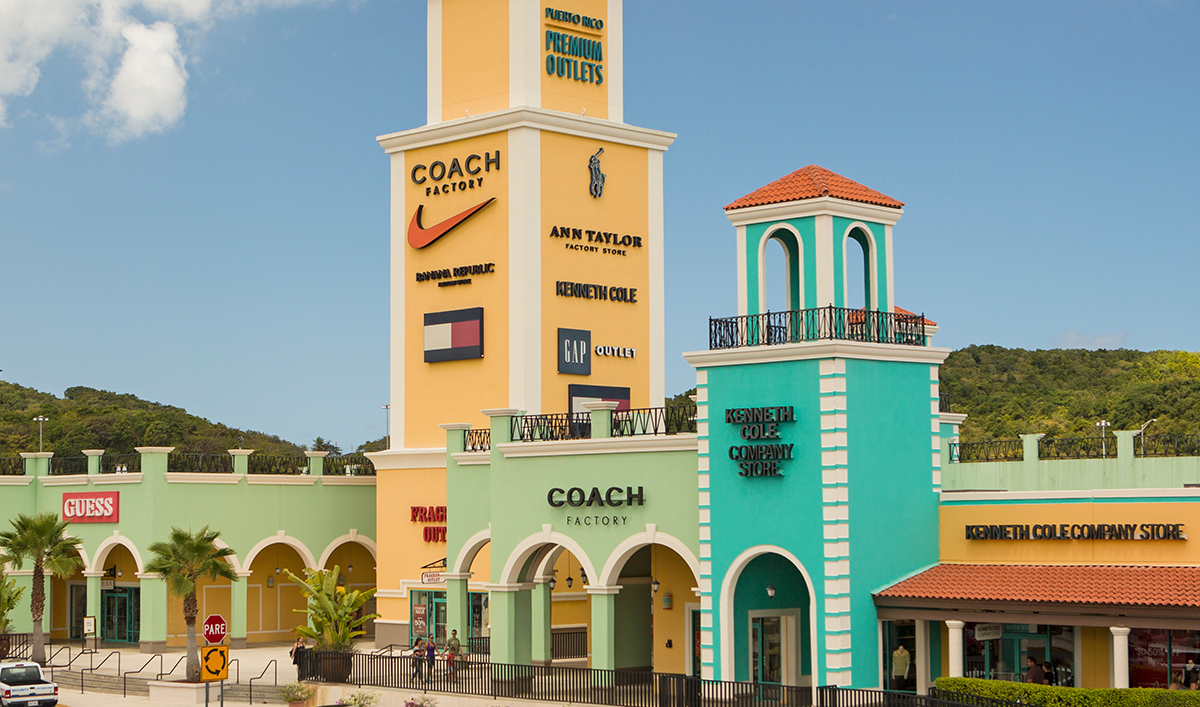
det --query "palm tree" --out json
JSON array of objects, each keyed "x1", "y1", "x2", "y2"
[
  {"x1": 0, "y1": 512, "x2": 83, "y2": 664},
  {"x1": 146, "y1": 527, "x2": 238, "y2": 682}
]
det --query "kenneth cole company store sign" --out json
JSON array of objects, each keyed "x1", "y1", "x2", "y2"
[
  {"x1": 965, "y1": 522, "x2": 1187, "y2": 541},
  {"x1": 726, "y1": 406, "x2": 796, "y2": 477}
]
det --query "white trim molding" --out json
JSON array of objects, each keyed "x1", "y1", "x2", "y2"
[
  {"x1": 317, "y1": 532, "x2": 378, "y2": 570},
  {"x1": 243, "y1": 532, "x2": 318, "y2": 570},
  {"x1": 726, "y1": 197, "x2": 901, "y2": 228},
  {"x1": 451, "y1": 528, "x2": 493, "y2": 574},
  {"x1": 366, "y1": 448, "x2": 446, "y2": 470},
  {"x1": 90, "y1": 533, "x2": 145, "y2": 574},
  {"x1": 684, "y1": 341, "x2": 951, "y2": 369},
  {"x1": 597, "y1": 527, "x2": 701, "y2": 588},
  {"x1": 500, "y1": 528, "x2": 597, "y2": 586}
]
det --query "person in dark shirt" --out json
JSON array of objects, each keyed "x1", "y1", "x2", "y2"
[{"x1": 1024, "y1": 656, "x2": 1045, "y2": 684}]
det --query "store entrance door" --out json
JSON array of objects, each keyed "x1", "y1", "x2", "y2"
[
  {"x1": 101, "y1": 587, "x2": 140, "y2": 643},
  {"x1": 750, "y1": 616, "x2": 783, "y2": 684}
]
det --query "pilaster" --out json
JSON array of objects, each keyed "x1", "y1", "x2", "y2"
[{"x1": 137, "y1": 572, "x2": 168, "y2": 654}]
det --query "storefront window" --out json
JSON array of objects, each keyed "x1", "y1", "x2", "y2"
[
  {"x1": 1130, "y1": 629, "x2": 1200, "y2": 689},
  {"x1": 882, "y1": 620, "x2": 917, "y2": 692},
  {"x1": 959, "y1": 623, "x2": 1073, "y2": 685}
]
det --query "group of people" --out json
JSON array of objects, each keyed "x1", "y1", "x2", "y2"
[
  {"x1": 409, "y1": 628, "x2": 465, "y2": 682},
  {"x1": 1169, "y1": 658, "x2": 1200, "y2": 690},
  {"x1": 1023, "y1": 656, "x2": 1057, "y2": 685}
]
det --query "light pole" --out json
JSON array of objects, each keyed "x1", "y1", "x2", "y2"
[
  {"x1": 1138, "y1": 418, "x2": 1157, "y2": 456},
  {"x1": 382, "y1": 405, "x2": 391, "y2": 450},
  {"x1": 33, "y1": 415, "x2": 48, "y2": 452},
  {"x1": 1096, "y1": 419, "x2": 1111, "y2": 457}
]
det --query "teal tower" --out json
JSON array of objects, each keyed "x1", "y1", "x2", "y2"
[{"x1": 686, "y1": 165, "x2": 951, "y2": 688}]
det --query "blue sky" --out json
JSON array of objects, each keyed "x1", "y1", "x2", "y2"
[{"x1": 2, "y1": 1, "x2": 1198, "y2": 450}]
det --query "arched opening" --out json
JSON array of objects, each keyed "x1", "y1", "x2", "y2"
[
  {"x1": 96, "y1": 544, "x2": 141, "y2": 645},
  {"x1": 543, "y1": 547, "x2": 590, "y2": 666},
  {"x1": 49, "y1": 548, "x2": 86, "y2": 643},
  {"x1": 843, "y1": 225, "x2": 875, "y2": 311},
  {"x1": 246, "y1": 543, "x2": 307, "y2": 644},
  {"x1": 601, "y1": 543, "x2": 701, "y2": 675},
  {"x1": 730, "y1": 552, "x2": 813, "y2": 687},
  {"x1": 757, "y1": 227, "x2": 804, "y2": 314},
  {"x1": 322, "y1": 541, "x2": 378, "y2": 639}
]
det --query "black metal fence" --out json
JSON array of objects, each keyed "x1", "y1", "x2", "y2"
[
  {"x1": 613, "y1": 407, "x2": 697, "y2": 437},
  {"x1": 324, "y1": 454, "x2": 376, "y2": 476},
  {"x1": 248, "y1": 455, "x2": 309, "y2": 475},
  {"x1": 0, "y1": 457, "x2": 23, "y2": 476},
  {"x1": 709, "y1": 306, "x2": 927, "y2": 350},
  {"x1": 467, "y1": 636, "x2": 490, "y2": 656},
  {"x1": 100, "y1": 453, "x2": 141, "y2": 474},
  {"x1": 168, "y1": 453, "x2": 234, "y2": 473},
  {"x1": 552, "y1": 628, "x2": 588, "y2": 659},
  {"x1": 298, "y1": 651, "x2": 811, "y2": 707},
  {"x1": 1038, "y1": 436, "x2": 1117, "y2": 460},
  {"x1": 50, "y1": 456, "x2": 88, "y2": 475},
  {"x1": 0, "y1": 633, "x2": 31, "y2": 660},
  {"x1": 818, "y1": 687, "x2": 1025, "y2": 707},
  {"x1": 938, "y1": 394, "x2": 951, "y2": 413},
  {"x1": 464, "y1": 428, "x2": 491, "y2": 453},
  {"x1": 1136, "y1": 433, "x2": 1200, "y2": 458},
  {"x1": 949, "y1": 440, "x2": 1023, "y2": 463},
  {"x1": 511, "y1": 413, "x2": 592, "y2": 442}
]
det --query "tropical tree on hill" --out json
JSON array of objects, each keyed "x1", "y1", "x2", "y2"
[
  {"x1": 0, "y1": 513, "x2": 83, "y2": 664},
  {"x1": 146, "y1": 527, "x2": 239, "y2": 682}
]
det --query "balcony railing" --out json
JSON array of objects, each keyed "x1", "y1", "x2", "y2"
[
  {"x1": 939, "y1": 393, "x2": 952, "y2": 413},
  {"x1": 1039, "y1": 435, "x2": 1117, "y2": 460},
  {"x1": 612, "y1": 406, "x2": 697, "y2": 437},
  {"x1": 0, "y1": 457, "x2": 24, "y2": 476},
  {"x1": 324, "y1": 454, "x2": 376, "y2": 476},
  {"x1": 551, "y1": 628, "x2": 588, "y2": 659},
  {"x1": 709, "y1": 305, "x2": 927, "y2": 350},
  {"x1": 50, "y1": 456, "x2": 88, "y2": 475},
  {"x1": 247, "y1": 455, "x2": 309, "y2": 475},
  {"x1": 168, "y1": 453, "x2": 234, "y2": 473},
  {"x1": 100, "y1": 454, "x2": 141, "y2": 474},
  {"x1": 1136, "y1": 433, "x2": 1200, "y2": 458},
  {"x1": 949, "y1": 440, "x2": 1023, "y2": 463},
  {"x1": 511, "y1": 413, "x2": 592, "y2": 442},
  {"x1": 464, "y1": 428, "x2": 491, "y2": 453}
]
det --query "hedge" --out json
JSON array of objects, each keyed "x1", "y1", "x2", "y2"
[{"x1": 934, "y1": 677, "x2": 1200, "y2": 707}]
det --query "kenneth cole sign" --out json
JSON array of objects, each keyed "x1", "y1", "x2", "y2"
[
  {"x1": 63, "y1": 492, "x2": 119, "y2": 523},
  {"x1": 966, "y1": 523, "x2": 1186, "y2": 541},
  {"x1": 726, "y1": 406, "x2": 796, "y2": 477}
]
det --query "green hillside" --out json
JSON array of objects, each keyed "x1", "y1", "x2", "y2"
[
  {"x1": 0, "y1": 382, "x2": 304, "y2": 457},
  {"x1": 941, "y1": 346, "x2": 1200, "y2": 442}
]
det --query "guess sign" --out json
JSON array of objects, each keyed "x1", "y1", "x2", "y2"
[{"x1": 62, "y1": 492, "x2": 119, "y2": 523}]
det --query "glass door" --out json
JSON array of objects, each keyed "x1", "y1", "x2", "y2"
[
  {"x1": 101, "y1": 587, "x2": 140, "y2": 643},
  {"x1": 691, "y1": 610, "x2": 702, "y2": 678},
  {"x1": 751, "y1": 616, "x2": 783, "y2": 684},
  {"x1": 433, "y1": 595, "x2": 447, "y2": 647}
]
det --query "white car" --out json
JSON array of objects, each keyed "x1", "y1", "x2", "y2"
[{"x1": 0, "y1": 662, "x2": 58, "y2": 707}]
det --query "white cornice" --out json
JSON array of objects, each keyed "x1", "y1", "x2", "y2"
[
  {"x1": 245, "y1": 475, "x2": 317, "y2": 486},
  {"x1": 0, "y1": 476, "x2": 33, "y2": 486},
  {"x1": 498, "y1": 434, "x2": 698, "y2": 459},
  {"x1": 319, "y1": 476, "x2": 377, "y2": 486},
  {"x1": 939, "y1": 413, "x2": 968, "y2": 426},
  {"x1": 20, "y1": 452, "x2": 52, "y2": 459},
  {"x1": 39, "y1": 476, "x2": 89, "y2": 486},
  {"x1": 134, "y1": 447, "x2": 175, "y2": 454},
  {"x1": 304, "y1": 451, "x2": 330, "y2": 458},
  {"x1": 450, "y1": 452, "x2": 491, "y2": 466},
  {"x1": 92, "y1": 473, "x2": 144, "y2": 485},
  {"x1": 684, "y1": 341, "x2": 951, "y2": 368},
  {"x1": 164, "y1": 473, "x2": 242, "y2": 485},
  {"x1": 366, "y1": 448, "x2": 447, "y2": 470},
  {"x1": 724, "y1": 196, "x2": 902, "y2": 228},
  {"x1": 377, "y1": 107, "x2": 676, "y2": 154}
]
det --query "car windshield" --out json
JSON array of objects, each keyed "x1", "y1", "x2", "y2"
[{"x1": 0, "y1": 666, "x2": 41, "y2": 685}]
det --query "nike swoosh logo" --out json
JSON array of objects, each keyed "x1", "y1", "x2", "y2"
[{"x1": 407, "y1": 198, "x2": 495, "y2": 249}]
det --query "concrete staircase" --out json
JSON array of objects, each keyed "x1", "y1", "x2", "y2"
[{"x1": 49, "y1": 668, "x2": 286, "y2": 703}]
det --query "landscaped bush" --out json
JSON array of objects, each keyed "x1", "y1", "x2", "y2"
[{"x1": 935, "y1": 677, "x2": 1200, "y2": 707}]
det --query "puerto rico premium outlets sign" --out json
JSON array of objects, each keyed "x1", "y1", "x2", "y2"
[
  {"x1": 726, "y1": 406, "x2": 795, "y2": 478},
  {"x1": 544, "y1": 8, "x2": 605, "y2": 85}
]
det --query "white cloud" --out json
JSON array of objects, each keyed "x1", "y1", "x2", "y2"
[
  {"x1": 0, "y1": 0, "x2": 335, "y2": 142},
  {"x1": 1051, "y1": 331, "x2": 1129, "y2": 350}
]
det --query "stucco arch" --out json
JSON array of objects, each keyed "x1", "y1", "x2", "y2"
[
  {"x1": 500, "y1": 528, "x2": 597, "y2": 586},
  {"x1": 451, "y1": 528, "x2": 491, "y2": 575},
  {"x1": 243, "y1": 533, "x2": 317, "y2": 572},
  {"x1": 598, "y1": 526, "x2": 701, "y2": 587},
  {"x1": 89, "y1": 533, "x2": 144, "y2": 574},
  {"x1": 757, "y1": 223, "x2": 804, "y2": 313},
  {"x1": 841, "y1": 221, "x2": 879, "y2": 311},
  {"x1": 718, "y1": 545, "x2": 819, "y2": 686},
  {"x1": 212, "y1": 538, "x2": 243, "y2": 574},
  {"x1": 533, "y1": 545, "x2": 565, "y2": 582},
  {"x1": 317, "y1": 533, "x2": 378, "y2": 570}
]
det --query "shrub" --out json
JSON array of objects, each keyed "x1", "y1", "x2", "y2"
[
  {"x1": 338, "y1": 690, "x2": 381, "y2": 707},
  {"x1": 281, "y1": 681, "x2": 316, "y2": 703},
  {"x1": 935, "y1": 677, "x2": 1200, "y2": 707},
  {"x1": 404, "y1": 697, "x2": 437, "y2": 707}
]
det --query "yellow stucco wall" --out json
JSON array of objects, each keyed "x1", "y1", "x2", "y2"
[
  {"x1": 441, "y1": 0, "x2": 509, "y2": 120},
  {"x1": 1078, "y1": 626, "x2": 1112, "y2": 689},
  {"x1": 375, "y1": 467, "x2": 451, "y2": 626}
]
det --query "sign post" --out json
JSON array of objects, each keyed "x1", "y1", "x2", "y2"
[
  {"x1": 201, "y1": 644, "x2": 228, "y2": 707},
  {"x1": 203, "y1": 614, "x2": 228, "y2": 645},
  {"x1": 82, "y1": 615, "x2": 95, "y2": 653}
]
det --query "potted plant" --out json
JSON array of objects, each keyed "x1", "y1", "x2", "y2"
[
  {"x1": 281, "y1": 681, "x2": 316, "y2": 707},
  {"x1": 338, "y1": 690, "x2": 381, "y2": 707},
  {"x1": 284, "y1": 565, "x2": 379, "y2": 683}
]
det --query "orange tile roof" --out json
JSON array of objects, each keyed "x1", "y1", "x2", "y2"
[
  {"x1": 875, "y1": 564, "x2": 1200, "y2": 608},
  {"x1": 725, "y1": 165, "x2": 904, "y2": 212}
]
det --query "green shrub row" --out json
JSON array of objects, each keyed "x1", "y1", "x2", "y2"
[{"x1": 934, "y1": 677, "x2": 1200, "y2": 707}]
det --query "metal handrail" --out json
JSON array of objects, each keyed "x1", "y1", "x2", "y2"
[
  {"x1": 46, "y1": 644, "x2": 74, "y2": 668},
  {"x1": 248, "y1": 659, "x2": 276, "y2": 703},
  {"x1": 372, "y1": 644, "x2": 410, "y2": 655},
  {"x1": 123, "y1": 653, "x2": 163, "y2": 697},
  {"x1": 79, "y1": 650, "x2": 121, "y2": 693},
  {"x1": 159, "y1": 654, "x2": 187, "y2": 680}
]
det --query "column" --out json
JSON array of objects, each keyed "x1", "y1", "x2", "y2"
[
  {"x1": 6, "y1": 571, "x2": 35, "y2": 634},
  {"x1": 1111, "y1": 626, "x2": 1130, "y2": 689},
  {"x1": 305, "y1": 450, "x2": 329, "y2": 476},
  {"x1": 583, "y1": 400, "x2": 619, "y2": 438},
  {"x1": 229, "y1": 448, "x2": 252, "y2": 475},
  {"x1": 489, "y1": 584, "x2": 533, "y2": 665},
  {"x1": 1019, "y1": 434, "x2": 1044, "y2": 488},
  {"x1": 83, "y1": 572, "x2": 103, "y2": 649},
  {"x1": 589, "y1": 586, "x2": 620, "y2": 671},
  {"x1": 230, "y1": 571, "x2": 251, "y2": 649},
  {"x1": 915, "y1": 619, "x2": 929, "y2": 695},
  {"x1": 444, "y1": 573, "x2": 471, "y2": 646},
  {"x1": 138, "y1": 572, "x2": 168, "y2": 654},
  {"x1": 83, "y1": 449, "x2": 104, "y2": 475},
  {"x1": 19, "y1": 452, "x2": 52, "y2": 477},
  {"x1": 947, "y1": 620, "x2": 964, "y2": 678},
  {"x1": 531, "y1": 581, "x2": 552, "y2": 667}
]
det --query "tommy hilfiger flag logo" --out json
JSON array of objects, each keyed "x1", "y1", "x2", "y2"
[{"x1": 424, "y1": 307, "x2": 484, "y2": 362}]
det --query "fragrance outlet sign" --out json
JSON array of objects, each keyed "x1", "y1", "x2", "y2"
[{"x1": 725, "y1": 407, "x2": 795, "y2": 477}]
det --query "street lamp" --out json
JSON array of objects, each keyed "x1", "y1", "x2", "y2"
[
  {"x1": 1138, "y1": 418, "x2": 1158, "y2": 456},
  {"x1": 382, "y1": 405, "x2": 391, "y2": 450},
  {"x1": 33, "y1": 416, "x2": 48, "y2": 452},
  {"x1": 1096, "y1": 420, "x2": 1111, "y2": 457}
]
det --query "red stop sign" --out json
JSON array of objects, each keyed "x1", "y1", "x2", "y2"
[{"x1": 203, "y1": 614, "x2": 227, "y2": 645}]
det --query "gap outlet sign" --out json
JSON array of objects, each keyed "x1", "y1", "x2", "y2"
[
  {"x1": 559, "y1": 328, "x2": 591, "y2": 375},
  {"x1": 62, "y1": 492, "x2": 119, "y2": 523}
]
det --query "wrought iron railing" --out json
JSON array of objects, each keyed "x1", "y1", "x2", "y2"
[
  {"x1": 949, "y1": 440, "x2": 1023, "y2": 463},
  {"x1": 0, "y1": 633, "x2": 32, "y2": 660},
  {"x1": 168, "y1": 453, "x2": 234, "y2": 473},
  {"x1": 464, "y1": 428, "x2": 491, "y2": 453},
  {"x1": 939, "y1": 393, "x2": 951, "y2": 413},
  {"x1": 709, "y1": 305, "x2": 927, "y2": 350},
  {"x1": 0, "y1": 457, "x2": 24, "y2": 476},
  {"x1": 612, "y1": 406, "x2": 697, "y2": 437},
  {"x1": 50, "y1": 456, "x2": 88, "y2": 475},
  {"x1": 298, "y1": 650, "x2": 812, "y2": 706},
  {"x1": 101, "y1": 454, "x2": 141, "y2": 474},
  {"x1": 467, "y1": 636, "x2": 490, "y2": 656},
  {"x1": 551, "y1": 628, "x2": 588, "y2": 659},
  {"x1": 824, "y1": 687, "x2": 1027, "y2": 707},
  {"x1": 324, "y1": 454, "x2": 376, "y2": 476},
  {"x1": 1136, "y1": 433, "x2": 1200, "y2": 458},
  {"x1": 247, "y1": 455, "x2": 309, "y2": 475},
  {"x1": 1038, "y1": 435, "x2": 1117, "y2": 460},
  {"x1": 511, "y1": 413, "x2": 592, "y2": 442}
]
